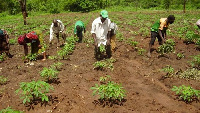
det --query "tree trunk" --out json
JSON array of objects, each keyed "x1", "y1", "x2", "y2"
[
  {"x1": 19, "y1": 0, "x2": 27, "y2": 25},
  {"x1": 183, "y1": 0, "x2": 186, "y2": 13}
]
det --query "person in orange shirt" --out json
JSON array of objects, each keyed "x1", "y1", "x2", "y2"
[{"x1": 147, "y1": 15, "x2": 175, "y2": 58}]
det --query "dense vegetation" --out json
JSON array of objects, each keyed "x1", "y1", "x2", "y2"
[{"x1": 1, "y1": 0, "x2": 200, "y2": 15}]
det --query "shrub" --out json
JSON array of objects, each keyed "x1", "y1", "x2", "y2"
[
  {"x1": 158, "y1": 39, "x2": 175, "y2": 55},
  {"x1": 172, "y1": 85, "x2": 200, "y2": 102},
  {"x1": 0, "y1": 107, "x2": 23, "y2": 113},
  {"x1": 91, "y1": 75, "x2": 126, "y2": 101},
  {"x1": 15, "y1": 80, "x2": 54, "y2": 104}
]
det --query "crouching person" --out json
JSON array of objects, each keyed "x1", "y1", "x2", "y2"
[
  {"x1": 0, "y1": 29, "x2": 13, "y2": 58},
  {"x1": 91, "y1": 10, "x2": 112, "y2": 59},
  {"x1": 18, "y1": 30, "x2": 46, "y2": 62}
]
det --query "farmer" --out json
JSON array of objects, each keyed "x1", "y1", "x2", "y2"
[
  {"x1": 74, "y1": 20, "x2": 86, "y2": 43},
  {"x1": 147, "y1": 15, "x2": 175, "y2": 58},
  {"x1": 110, "y1": 22, "x2": 118, "y2": 52},
  {"x1": 49, "y1": 19, "x2": 66, "y2": 45},
  {"x1": 18, "y1": 30, "x2": 46, "y2": 61},
  {"x1": 0, "y1": 29, "x2": 13, "y2": 58},
  {"x1": 196, "y1": 19, "x2": 200, "y2": 29},
  {"x1": 91, "y1": 10, "x2": 111, "y2": 59}
]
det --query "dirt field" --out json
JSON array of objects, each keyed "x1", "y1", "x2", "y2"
[{"x1": 0, "y1": 11, "x2": 200, "y2": 113}]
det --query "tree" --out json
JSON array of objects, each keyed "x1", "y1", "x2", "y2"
[{"x1": 18, "y1": 0, "x2": 27, "y2": 25}]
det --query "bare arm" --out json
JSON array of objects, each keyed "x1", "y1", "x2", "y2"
[
  {"x1": 92, "y1": 33, "x2": 97, "y2": 47},
  {"x1": 158, "y1": 30, "x2": 165, "y2": 43}
]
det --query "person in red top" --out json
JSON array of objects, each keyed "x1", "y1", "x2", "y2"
[
  {"x1": 0, "y1": 29, "x2": 13, "y2": 58},
  {"x1": 18, "y1": 30, "x2": 46, "y2": 61}
]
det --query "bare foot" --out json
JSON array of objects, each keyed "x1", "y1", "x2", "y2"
[
  {"x1": 147, "y1": 52, "x2": 151, "y2": 58},
  {"x1": 42, "y1": 59, "x2": 46, "y2": 61}
]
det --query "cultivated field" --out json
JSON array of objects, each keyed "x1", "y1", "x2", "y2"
[{"x1": 0, "y1": 10, "x2": 200, "y2": 113}]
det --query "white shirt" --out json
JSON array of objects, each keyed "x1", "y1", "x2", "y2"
[
  {"x1": 91, "y1": 17, "x2": 111, "y2": 40},
  {"x1": 110, "y1": 22, "x2": 118, "y2": 34},
  {"x1": 196, "y1": 19, "x2": 200, "y2": 26},
  {"x1": 49, "y1": 20, "x2": 65, "y2": 42}
]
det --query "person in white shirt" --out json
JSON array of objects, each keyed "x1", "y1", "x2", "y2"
[
  {"x1": 196, "y1": 19, "x2": 200, "y2": 29},
  {"x1": 109, "y1": 22, "x2": 118, "y2": 52},
  {"x1": 49, "y1": 19, "x2": 66, "y2": 45},
  {"x1": 91, "y1": 10, "x2": 111, "y2": 59}
]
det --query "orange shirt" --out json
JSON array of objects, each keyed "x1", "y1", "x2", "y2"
[{"x1": 159, "y1": 18, "x2": 169, "y2": 31}]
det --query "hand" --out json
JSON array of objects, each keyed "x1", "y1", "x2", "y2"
[{"x1": 38, "y1": 45, "x2": 42, "y2": 48}]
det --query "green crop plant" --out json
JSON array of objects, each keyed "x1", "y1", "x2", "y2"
[
  {"x1": 161, "y1": 65, "x2": 174, "y2": 78},
  {"x1": 99, "y1": 44, "x2": 106, "y2": 53},
  {"x1": 176, "y1": 53, "x2": 184, "y2": 60},
  {"x1": 48, "y1": 55, "x2": 58, "y2": 60},
  {"x1": 100, "y1": 75, "x2": 111, "y2": 83},
  {"x1": 23, "y1": 53, "x2": 38, "y2": 61},
  {"x1": 184, "y1": 31, "x2": 196, "y2": 44},
  {"x1": 172, "y1": 85, "x2": 200, "y2": 102},
  {"x1": 93, "y1": 58, "x2": 116, "y2": 71},
  {"x1": 178, "y1": 68, "x2": 200, "y2": 80},
  {"x1": 93, "y1": 61, "x2": 107, "y2": 70},
  {"x1": 91, "y1": 76, "x2": 126, "y2": 101},
  {"x1": 51, "y1": 62, "x2": 63, "y2": 70},
  {"x1": 0, "y1": 107, "x2": 23, "y2": 113},
  {"x1": 126, "y1": 38, "x2": 138, "y2": 47},
  {"x1": 158, "y1": 39, "x2": 175, "y2": 55},
  {"x1": 190, "y1": 55, "x2": 200, "y2": 69},
  {"x1": 9, "y1": 38, "x2": 17, "y2": 45},
  {"x1": 138, "y1": 48, "x2": 146, "y2": 56},
  {"x1": 40, "y1": 67, "x2": 59, "y2": 81},
  {"x1": 0, "y1": 76, "x2": 8, "y2": 85},
  {"x1": 0, "y1": 53, "x2": 6, "y2": 62},
  {"x1": 15, "y1": 80, "x2": 54, "y2": 104}
]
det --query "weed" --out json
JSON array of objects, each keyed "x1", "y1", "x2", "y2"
[
  {"x1": 172, "y1": 85, "x2": 200, "y2": 102},
  {"x1": 100, "y1": 75, "x2": 111, "y2": 83},
  {"x1": 178, "y1": 68, "x2": 200, "y2": 80},
  {"x1": 48, "y1": 55, "x2": 58, "y2": 60},
  {"x1": 91, "y1": 76, "x2": 126, "y2": 101},
  {"x1": 15, "y1": 80, "x2": 54, "y2": 104}
]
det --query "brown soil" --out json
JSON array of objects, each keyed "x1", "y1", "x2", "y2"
[{"x1": 0, "y1": 11, "x2": 200, "y2": 113}]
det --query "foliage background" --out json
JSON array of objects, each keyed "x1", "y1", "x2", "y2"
[{"x1": 0, "y1": 0, "x2": 200, "y2": 15}]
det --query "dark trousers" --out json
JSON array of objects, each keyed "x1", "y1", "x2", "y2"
[{"x1": 94, "y1": 45, "x2": 112, "y2": 59}]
